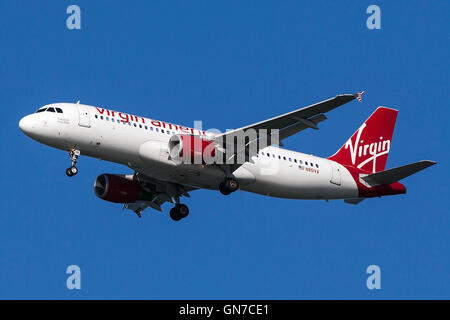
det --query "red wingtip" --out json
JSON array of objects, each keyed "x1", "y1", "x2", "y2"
[{"x1": 355, "y1": 91, "x2": 365, "y2": 102}]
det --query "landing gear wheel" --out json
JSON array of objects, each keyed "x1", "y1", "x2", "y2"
[
  {"x1": 169, "y1": 208, "x2": 182, "y2": 221},
  {"x1": 170, "y1": 204, "x2": 189, "y2": 221},
  {"x1": 66, "y1": 149, "x2": 80, "y2": 177},
  {"x1": 177, "y1": 204, "x2": 189, "y2": 218},
  {"x1": 219, "y1": 182, "x2": 231, "y2": 195},
  {"x1": 66, "y1": 168, "x2": 73, "y2": 177},
  {"x1": 66, "y1": 166, "x2": 78, "y2": 177},
  {"x1": 219, "y1": 178, "x2": 239, "y2": 195},
  {"x1": 225, "y1": 179, "x2": 239, "y2": 192}
]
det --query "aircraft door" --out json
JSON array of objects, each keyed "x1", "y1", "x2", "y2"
[
  {"x1": 77, "y1": 104, "x2": 91, "y2": 128},
  {"x1": 330, "y1": 163, "x2": 342, "y2": 186}
]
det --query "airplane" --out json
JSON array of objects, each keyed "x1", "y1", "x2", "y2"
[{"x1": 18, "y1": 92, "x2": 436, "y2": 221}]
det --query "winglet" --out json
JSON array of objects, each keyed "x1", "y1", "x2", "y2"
[{"x1": 355, "y1": 91, "x2": 365, "y2": 102}]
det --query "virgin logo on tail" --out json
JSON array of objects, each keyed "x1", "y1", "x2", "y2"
[
  {"x1": 344, "y1": 123, "x2": 391, "y2": 173},
  {"x1": 328, "y1": 107, "x2": 397, "y2": 173}
]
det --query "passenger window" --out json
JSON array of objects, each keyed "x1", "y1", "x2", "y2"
[
  {"x1": 139, "y1": 124, "x2": 142, "y2": 128},
  {"x1": 289, "y1": 158, "x2": 292, "y2": 162},
  {"x1": 156, "y1": 128, "x2": 159, "y2": 132},
  {"x1": 273, "y1": 154, "x2": 275, "y2": 158},
  {"x1": 56, "y1": 108, "x2": 63, "y2": 113},
  {"x1": 111, "y1": 118, "x2": 115, "y2": 122},
  {"x1": 150, "y1": 127, "x2": 153, "y2": 131},
  {"x1": 278, "y1": 155, "x2": 281, "y2": 159},
  {"x1": 95, "y1": 115, "x2": 98, "y2": 119},
  {"x1": 311, "y1": 163, "x2": 314, "y2": 167},
  {"x1": 101, "y1": 116, "x2": 104, "y2": 120},
  {"x1": 267, "y1": 153, "x2": 270, "y2": 157},
  {"x1": 316, "y1": 164, "x2": 319, "y2": 168},
  {"x1": 294, "y1": 159, "x2": 297, "y2": 163},
  {"x1": 47, "y1": 107, "x2": 55, "y2": 112},
  {"x1": 106, "y1": 117, "x2": 109, "y2": 121},
  {"x1": 145, "y1": 126, "x2": 148, "y2": 129},
  {"x1": 283, "y1": 156, "x2": 286, "y2": 160},
  {"x1": 161, "y1": 129, "x2": 164, "y2": 133},
  {"x1": 299, "y1": 160, "x2": 303, "y2": 164},
  {"x1": 134, "y1": 123, "x2": 137, "y2": 127},
  {"x1": 305, "y1": 162, "x2": 308, "y2": 165}
]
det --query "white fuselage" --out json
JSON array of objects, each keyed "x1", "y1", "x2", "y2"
[{"x1": 19, "y1": 103, "x2": 359, "y2": 200}]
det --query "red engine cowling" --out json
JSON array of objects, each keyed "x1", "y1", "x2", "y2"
[
  {"x1": 94, "y1": 174, "x2": 142, "y2": 203},
  {"x1": 168, "y1": 134, "x2": 216, "y2": 164}
]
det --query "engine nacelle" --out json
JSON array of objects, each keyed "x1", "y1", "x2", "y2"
[
  {"x1": 94, "y1": 174, "x2": 150, "y2": 203},
  {"x1": 168, "y1": 134, "x2": 216, "y2": 164}
]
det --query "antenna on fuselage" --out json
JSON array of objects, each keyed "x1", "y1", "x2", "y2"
[{"x1": 76, "y1": 101, "x2": 80, "y2": 104}]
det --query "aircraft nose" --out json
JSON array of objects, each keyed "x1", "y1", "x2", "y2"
[{"x1": 19, "y1": 115, "x2": 34, "y2": 134}]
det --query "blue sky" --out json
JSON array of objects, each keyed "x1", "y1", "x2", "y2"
[{"x1": 0, "y1": 1, "x2": 448, "y2": 299}]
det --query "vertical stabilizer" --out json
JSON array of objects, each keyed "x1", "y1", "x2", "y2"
[{"x1": 328, "y1": 107, "x2": 398, "y2": 173}]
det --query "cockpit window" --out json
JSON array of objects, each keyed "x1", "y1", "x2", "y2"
[{"x1": 35, "y1": 106, "x2": 62, "y2": 113}]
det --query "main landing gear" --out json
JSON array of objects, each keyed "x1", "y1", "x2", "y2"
[
  {"x1": 169, "y1": 203, "x2": 189, "y2": 221},
  {"x1": 66, "y1": 149, "x2": 80, "y2": 177},
  {"x1": 219, "y1": 178, "x2": 239, "y2": 196}
]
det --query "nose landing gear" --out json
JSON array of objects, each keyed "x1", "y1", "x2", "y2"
[{"x1": 66, "y1": 149, "x2": 80, "y2": 177}]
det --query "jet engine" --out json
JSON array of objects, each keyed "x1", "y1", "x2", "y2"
[
  {"x1": 168, "y1": 134, "x2": 216, "y2": 164},
  {"x1": 94, "y1": 174, "x2": 151, "y2": 203}
]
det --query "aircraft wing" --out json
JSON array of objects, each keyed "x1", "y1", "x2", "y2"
[
  {"x1": 214, "y1": 92, "x2": 362, "y2": 168},
  {"x1": 217, "y1": 93, "x2": 360, "y2": 138}
]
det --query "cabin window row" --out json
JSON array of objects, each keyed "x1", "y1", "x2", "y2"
[
  {"x1": 259, "y1": 151, "x2": 319, "y2": 168},
  {"x1": 94, "y1": 114, "x2": 176, "y2": 135}
]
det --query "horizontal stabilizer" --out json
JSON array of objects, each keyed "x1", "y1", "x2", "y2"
[{"x1": 361, "y1": 160, "x2": 436, "y2": 186}]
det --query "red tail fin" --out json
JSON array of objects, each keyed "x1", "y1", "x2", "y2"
[{"x1": 328, "y1": 107, "x2": 398, "y2": 173}]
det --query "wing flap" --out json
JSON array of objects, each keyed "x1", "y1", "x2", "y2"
[{"x1": 278, "y1": 114, "x2": 327, "y2": 140}]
